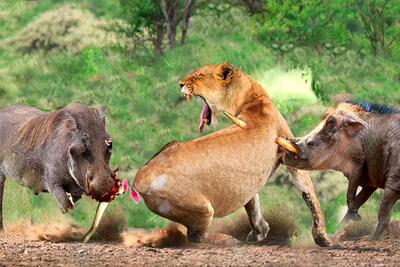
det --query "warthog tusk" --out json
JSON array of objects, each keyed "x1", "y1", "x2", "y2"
[
  {"x1": 114, "y1": 165, "x2": 120, "y2": 174},
  {"x1": 83, "y1": 202, "x2": 109, "y2": 243},
  {"x1": 224, "y1": 111, "x2": 248, "y2": 129},
  {"x1": 275, "y1": 137, "x2": 299, "y2": 155}
]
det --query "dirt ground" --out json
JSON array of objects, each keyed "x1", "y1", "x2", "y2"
[{"x1": 1, "y1": 233, "x2": 400, "y2": 267}]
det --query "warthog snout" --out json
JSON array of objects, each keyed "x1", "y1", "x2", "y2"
[{"x1": 85, "y1": 167, "x2": 119, "y2": 201}]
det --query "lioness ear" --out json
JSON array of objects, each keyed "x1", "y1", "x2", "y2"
[
  {"x1": 341, "y1": 116, "x2": 366, "y2": 138},
  {"x1": 217, "y1": 63, "x2": 233, "y2": 82}
]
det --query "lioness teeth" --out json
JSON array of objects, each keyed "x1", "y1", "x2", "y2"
[
  {"x1": 276, "y1": 137, "x2": 299, "y2": 154},
  {"x1": 185, "y1": 94, "x2": 191, "y2": 102}
]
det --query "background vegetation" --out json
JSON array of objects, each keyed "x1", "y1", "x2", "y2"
[{"x1": 0, "y1": 0, "x2": 399, "y2": 241}]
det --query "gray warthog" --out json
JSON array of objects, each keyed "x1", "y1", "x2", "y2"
[
  {"x1": 0, "y1": 103, "x2": 120, "y2": 230},
  {"x1": 277, "y1": 101, "x2": 400, "y2": 239}
]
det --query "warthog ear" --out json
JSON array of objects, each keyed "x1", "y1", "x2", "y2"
[
  {"x1": 99, "y1": 112, "x2": 106, "y2": 126},
  {"x1": 340, "y1": 115, "x2": 366, "y2": 137},
  {"x1": 217, "y1": 63, "x2": 233, "y2": 82},
  {"x1": 94, "y1": 106, "x2": 106, "y2": 126}
]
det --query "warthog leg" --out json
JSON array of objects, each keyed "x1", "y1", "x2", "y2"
[
  {"x1": 47, "y1": 182, "x2": 73, "y2": 213},
  {"x1": 288, "y1": 168, "x2": 333, "y2": 247},
  {"x1": 373, "y1": 187, "x2": 400, "y2": 239},
  {"x1": 341, "y1": 186, "x2": 376, "y2": 225},
  {"x1": 245, "y1": 193, "x2": 269, "y2": 243},
  {"x1": 0, "y1": 172, "x2": 5, "y2": 231}
]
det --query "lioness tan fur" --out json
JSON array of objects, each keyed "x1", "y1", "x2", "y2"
[{"x1": 133, "y1": 63, "x2": 332, "y2": 246}]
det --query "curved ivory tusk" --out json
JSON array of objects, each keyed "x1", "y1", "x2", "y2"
[
  {"x1": 276, "y1": 137, "x2": 299, "y2": 155},
  {"x1": 224, "y1": 111, "x2": 248, "y2": 129},
  {"x1": 83, "y1": 202, "x2": 109, "y2": 243}
]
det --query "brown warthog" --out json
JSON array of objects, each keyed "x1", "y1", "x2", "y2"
[
  {"x1": 132, "y1": 63, "x2": 332, "y2": 247},
  {"x1": 0, "y1": 103, "x2": 121, "y2": 230},
  {"x1": 277, "y1": 101, "x2": 400, "y2": 239}
]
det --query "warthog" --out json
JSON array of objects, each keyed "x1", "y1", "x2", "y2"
[
  {"x1": 132, "y1": 63, "x2": 332, "y2": 247},
  {"x1": 0, "y1": 103, "x2": 121, "y2": 230},
  {"x1": 277, "y1": 101, "x2": 400, "y2": 239}
]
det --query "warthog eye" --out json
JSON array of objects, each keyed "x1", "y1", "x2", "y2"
[
  {"x1": 306, "y1": 139, "x2": 317, "y2": 147},
  {"x1": 327, "y1": 117, "x2": 336, "y2": 125}
]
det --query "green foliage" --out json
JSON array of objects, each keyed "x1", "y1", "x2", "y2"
[
  {"x1": 5, "y1": 5, "x2": 124, "y2": 54},
  {"x1": 251, "y1": 0, "x2": 399, "y2": 58},
  {"x1": 120, "y1": 0, "x2": 163, "y2": 36},
  {"x1": 351, "y1": 0, "x2": 400, "y2": 57},
  {"x1": 253, "y1": 0, "x2": 351, "y2": 50},
  {"x1": 119, "y1": 0, "x2": 164, "y2": 54}
]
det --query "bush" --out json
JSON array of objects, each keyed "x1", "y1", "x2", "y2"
[{"x1": 5, "y1": 5, "x2": 124, "y2": 54}]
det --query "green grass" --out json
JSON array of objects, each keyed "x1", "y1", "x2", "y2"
[{"x1": 0, "y1": 1, "x2": 399, "y2": 239}]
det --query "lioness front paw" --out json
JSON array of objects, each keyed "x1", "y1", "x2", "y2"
[
  {"x1": 246, "y1": 222, "x2": 270, "y2": 243},
  {"x1": 312, "y1": 228, "x2": 333, "y2": 247},
  {"x1": 246, "y1": 230, "x2": 266, "y2": 243}
]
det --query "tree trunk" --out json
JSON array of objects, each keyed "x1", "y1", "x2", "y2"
[
  {"x1": 153, "y1": 19, "x2": 164, "y2": 56},
  {"x1": 242, "y1": 0, "x2": 265, "y2": 15},
  {"x1": 162, "y1": 0, "x2": 179, "y2": 49},
  {"x1": 181, "y1": 0, "x2": 195, "y2": 44}
]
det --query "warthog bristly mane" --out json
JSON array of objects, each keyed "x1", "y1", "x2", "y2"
[
  {"x1": 15, "y1": 109, "x2": 75, "y2": 149},
  {"x1": 347, "y1": 100, "x2": 399, "y2": 115}
]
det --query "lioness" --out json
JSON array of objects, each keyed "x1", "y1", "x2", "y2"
[{"x1": 133, "y1": 63, "x2": 332, "y2": 246}]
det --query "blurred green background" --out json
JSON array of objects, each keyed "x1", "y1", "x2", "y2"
[{"x1": 0, "y1": 0, "x2": 399, "y2": 241}]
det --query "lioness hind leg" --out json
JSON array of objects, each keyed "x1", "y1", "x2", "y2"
[
  {"x1": 287, "y1": 168, "x2": 332, "y2": 247},
  {"x1": 141, "y1": 194, "x2": 214, "y2": 243},
  {"x1": 245, "y1": 193, "x2": 269, "y2": 243},
  {"x1": 185, "y1": 201, "x2": 214, "y2": 243}
]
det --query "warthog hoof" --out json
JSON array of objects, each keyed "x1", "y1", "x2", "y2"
[{"x1": 340, "y1": 211, "x2": 361, "y2": 225}]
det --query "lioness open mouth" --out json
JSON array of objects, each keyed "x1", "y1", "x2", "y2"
[
  {"x1": 183, "y1": 92, "x2": 212, "y2": 135},
  {"x1": 198, "y1": 99, "x2": 212, "y2": 134},
  {"x1": 182, "y1": 91, "x2": 248, "y2": 134}
]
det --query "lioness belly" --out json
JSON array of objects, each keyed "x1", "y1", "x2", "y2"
[
  {"x1": 206, "y1": 173, "x2": 270, "y2": 217},
  {"x1": 134, "y1": 129, "x2": 278, "y2": 219},
  {"x1": 135, "y1": 159, "x2": 275, "y2": 218}
]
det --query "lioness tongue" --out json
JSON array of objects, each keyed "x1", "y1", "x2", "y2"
[{"x1": 198, "y1": 104, "x2": 211, "y2": 134}]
